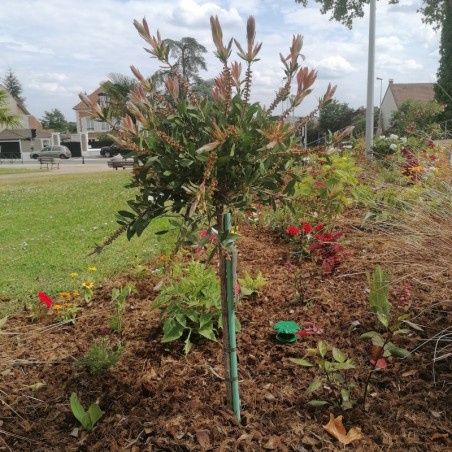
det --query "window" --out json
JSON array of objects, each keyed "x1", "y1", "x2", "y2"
[{"x1": 86, "y1": 118, "x2": 94, "y2": 131}]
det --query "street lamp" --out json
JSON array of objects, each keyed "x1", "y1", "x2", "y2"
[{"x1": 376, "y1": 77, "x2": 383, "y2": 135}]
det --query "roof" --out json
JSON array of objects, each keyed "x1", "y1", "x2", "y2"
[
  {"x1": 73, "y1": 86, "x2": 106, "y2": 110},
  {"x1": 0, "y1": 128, "x2": 32, "y2": 140},
  {"x1": 28, "y1": 115, "x2": 43, "y2": 131},
  {"x1": 389, "y1": 83, "x2": 435, "y2": 108}
]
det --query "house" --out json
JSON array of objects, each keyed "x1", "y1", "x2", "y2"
[
  {"x1": 379, "y1": 80, "x2": 435, "y2": 132},
  {"x1": 73, "y1": 86, "x2": 112, "y2": 136},
  {"x1": 0, "y1": 85, "x2": 51, "y2": 157}
]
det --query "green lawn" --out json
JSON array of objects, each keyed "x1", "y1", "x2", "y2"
[{"x1": 0, "y1": 171, "x2": 175, "y2": 306}]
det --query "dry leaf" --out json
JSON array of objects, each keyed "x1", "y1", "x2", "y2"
[
  {"x1": 431, "y1": 433, "x2": 448, "y2": 440},
  {"x1": 196, "y1": 430, "x2": 211, "y2": 449},
  {"x1": 324, "y1": 413, "x2": 364, "y2": 445}
]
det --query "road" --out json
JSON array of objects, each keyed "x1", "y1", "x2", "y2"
[{"x1": 0, "y1": 156, "x2": 124, "y2": 179}]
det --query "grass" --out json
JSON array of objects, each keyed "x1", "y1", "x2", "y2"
[
  {"x1": 0, "y1": 167, "x2": 41, "y2": 175},
  {"x1": 0, "y1": 171, "x2": 176, "y2": 307}
]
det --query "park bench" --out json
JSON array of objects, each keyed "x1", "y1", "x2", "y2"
[
  {"x1": 107, "y1": 160, "x2": 134, "y2": 170},
  {"x1": 38, "y1": 157, "x2": 60, "y2": 170}
]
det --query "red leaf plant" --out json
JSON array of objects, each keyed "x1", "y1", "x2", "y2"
[
  {"x1": 38, "y1": 292, "x2": 53, "y2": 308},
  {"x1": 308, "y1": 231, "x2": 349, "y2": 274}
]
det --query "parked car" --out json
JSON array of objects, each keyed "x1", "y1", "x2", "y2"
[
  {"x1": 31, "y1": 145, "x2": 72, "y2": 159},
  {"x1": 100, "y1": 144, "x2": 130, "y2": 158}
]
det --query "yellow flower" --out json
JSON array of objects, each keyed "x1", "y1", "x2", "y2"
[
  {"x1": 408, "y1": 166, "x2": 422, "y2": 172},
  {"x1": 231, "y1": 226, "x2": 239, "y2": 235},
  {"x1": 72, "y1": 291, "x2": 80, "y2": 297},
  {"x1": 63, "y1": 303, "x2": 73, "y2": 308},
  {"x1": 59, "y1": 292, "x2": 71, "y2": 299},
  {"x1": 159, "y1": 255, "x2": 169, "y2": 262},
  {"x1": 87, "y1": 266, "x2": 97, "y2": 272},
  {"x1": 82, "y1": 281, "x2": 94, "y2": 289},
  {"x1": 69, "y1": 272, "x2": 78, "y2": 278},
  {"x1": 52, "y1": 304, "x2": 62, "y2": 310}
]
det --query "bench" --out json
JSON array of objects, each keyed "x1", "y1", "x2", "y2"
[
  {"x1": 38, "y1": 157, "x2": 60, "y2": 170},
  {"x1": 107, "y1": 160, "x2": 134, "y2": 170}
]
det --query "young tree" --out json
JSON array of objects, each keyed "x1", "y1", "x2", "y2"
[
  {"x1": 0, "y1": 88, "x2": 20, "y2": 128},
  {"x1": 40, "y1": 108, "x2": 71, "y2": 131},
  {"x1": 81, "y1": 16, "x2": 335, "y2": 415},
  {"x1": 435, "y1": 1, "x2": 452, "y2": 123},
  {"x1": 2, "y1": 69, "x2": 26, "y2": 105}
]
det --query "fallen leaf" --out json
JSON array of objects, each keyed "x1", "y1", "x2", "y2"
[
  {"x1": 430, "y1": 410, "x2": 442, "y2": 419},
  {"x1": 324, "y1": 413, "x2": 364, "y2": 445},
  {"x1": 29, "y1": 382, "x2": 46, "y2": 392},
  {"x1": 431, "y1": 433, "x2": 448, "y2": 440},
  {"x1": 70, "y1": 427, "x2": 79, "y2": 438},
  {"x1": 401, "y1": 369, "x2": 417, "y2": 378},
  {"x1": 196, "y1": 430, "x2": 211, "y2": 449}
]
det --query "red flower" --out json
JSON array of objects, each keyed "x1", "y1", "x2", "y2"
[
  {"x1": 301, "y1": 223, "x2": 313, "y2": 234},
  {"x1": 316, "y1": 223, "x2": 324, "y2": 231},
  {"x1": 38, "y1": 292, "x2": 53, "y2": 308},
  {"x1": 286, "y1": 226, "x2": 300, "y2": 237}
]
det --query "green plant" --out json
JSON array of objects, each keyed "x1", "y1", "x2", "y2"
[
  {"x1": 75, "y1": 338, "x2": 123, "y2": 375},
  {"x1": 290, "y1": 340, "x2": 356, "y2": 409},
  {"x1": 70, "y1": 393, "x2": 104, "y2": 431},
  {"x1": 109, "y1": 284, "x2": 136, "y2": 333},
  {"x1": 152, "y1": 260, "x2": 226, "y2": 354},
  {"x1": 238, "y1": 271, "x2": 267, "y2": 297},
  {"x1": 361, "y1": 266, "x2": 410, "y2": 406}
]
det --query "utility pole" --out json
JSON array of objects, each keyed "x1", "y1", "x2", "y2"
[
  {"x1": 376, "y1": 77, "x2": 383, "y2": 136},
  {"x1": 365, "y1": 0, "x2": 377, "y2": 158}
]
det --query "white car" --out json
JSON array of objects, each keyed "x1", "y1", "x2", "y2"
[{"x1": 31, "y1": 145, "x2": 72, "y2": 159}]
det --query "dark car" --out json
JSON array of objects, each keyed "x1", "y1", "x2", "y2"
[{"x1": 100, "y1": 144, "x2": 130, "y2": 158}]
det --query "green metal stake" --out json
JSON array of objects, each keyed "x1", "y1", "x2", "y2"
[{"x1": 224, "y1": 212, "x2": 241, "y2": 421}]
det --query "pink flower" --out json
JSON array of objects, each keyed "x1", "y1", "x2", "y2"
[
  {"x1": 301, "y1": 223, "x2": 313, "y2": 234},
  {"x1": 286, "y1": 226, "x2": 300, "y2": 237},
  {"x1": 38, "y1": 292, "x2": 53, "y2": 308}
]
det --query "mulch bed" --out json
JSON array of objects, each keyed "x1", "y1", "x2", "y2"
[{"x1": 0, "y1": 210, "x2": 451, "y2": 451}]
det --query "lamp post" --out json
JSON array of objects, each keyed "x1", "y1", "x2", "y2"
[
  {"x1": 376, "y1": 77, "x2": 383, "y2": 136},
  {"x1": 365, "y1": 0, "x2": 377, "y2": 158}
]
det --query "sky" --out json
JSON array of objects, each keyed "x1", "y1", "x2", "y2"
[{"x1": 0, "y1": 0, "x2": 440, "y2": 123}]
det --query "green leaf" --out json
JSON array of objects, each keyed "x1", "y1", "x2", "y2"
[
  {"x1": 393, "y1": 328, "x2": 411, "y2": 336},
  {"x1": 70, "y1": 393, "x2": 87, "y2": 426},
  {"x1": 332, "y1": 347, "x2": 346, "y2": 363},
  {"x1": 360, "y1": 331, "x2": 380, "y2": 340},
  {"x1": 289, "y1": 358, "x2": 313, "y2": 367},
  {"x1": 161, "y1": 319, "x2": 184, "y2": 342},
  {"x1": 340, "y1": 388, "x2": 350, "y2": 402},
  {"x1": 154, "y1": 230, "x2": 169, "y2": 235},
  {"x1": 377, "y1": 312, "x2": 389, "y2": 328},
  {"x1": 387, "y1": 346, "x2": 409, "y2": 358},
  {"x1": 184, "y1": 332, "x2": 192, "y2": 355},
  {"x1": 198, "y1": 324, "x2": 217, "y2": 341},
  {"x1": 402, "y1": 320, "x2": 424, "y2": 331},
  {"x1": 86, "y1": 404, "x2": 104, "y2": 430},
  {"x1": 305, "y1": 379, "x2": 322, "y2": 395},
  {"x1": 318, "y1": 340, "x2": 328, "y2": 358},
  {"x1": 307, "y1": 400, "x2": 329, "y2": 407}
]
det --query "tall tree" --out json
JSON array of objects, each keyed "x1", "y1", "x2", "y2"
[
  {"x1": 40, "y1": 109, "x2": 72, "y2": 131},
  {"x1": 435, "y1": 1, "x2": 452, "y2": 123},
  {"x1": 0, "y1": 88, "x2": 20, "y2": 128},
  {"x1": 293, "y1": 0, "x2": 448, "y2": 29},
  {"x1": 2, "y1": 69, "x2": 26, "y2": 105},
  {"x1": 164, "y1": 37, "x2": 208, "y2": 86},
  {"x1": 101, "y1": 73, "x2": 137, "y2": 119},
  {"x1": 319, "y1": 99, "x2": 353, "y2": 133}
]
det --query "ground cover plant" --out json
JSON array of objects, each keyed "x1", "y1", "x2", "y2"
[{"x1": 0, "y1": 14, "x2": 451, "y2": 452}]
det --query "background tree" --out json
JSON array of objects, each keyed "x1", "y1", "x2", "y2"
[
  {"x1": 388, "y1": 99, "x2": 442, "y2": 137},
  {"x1": 319, "y1": 99, "x2": 353, "y2": 134},
  {"x1": 0, "y1": 88, "x2": 20, "y2": 128},
  {"x1": 40, "y1": 108, "x2": 74, "y2": 132},
  {"x1": 293, "y1": 0, "x2": 448, "y2": 29},
  {"x1": 435, "y1": 1, "x2": 452, "y2": 124},
  {"x1": 2, "y1": 69, "x2": 26, "y2": 105},
  {"x1": 101, "y1": 73, "x2": 137, "y2": 119}
]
